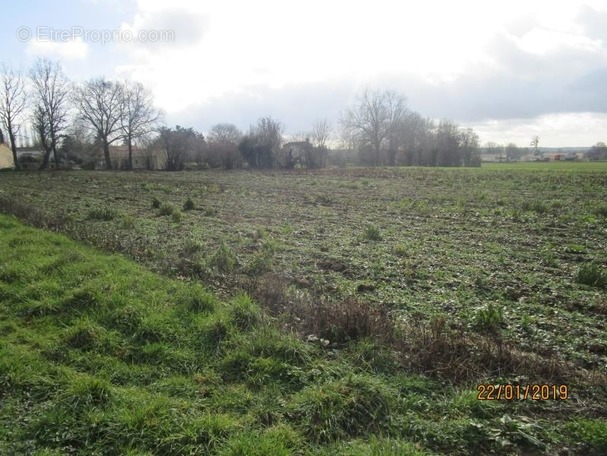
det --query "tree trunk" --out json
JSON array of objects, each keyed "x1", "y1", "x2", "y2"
[
  {"x1": 7, "y1": 122, "x2": 20, "y2": 170},
  {"x1": 51, "y1": 144, "x2": 59, "y2": 170},
  {"x1": 374, "y1": 139, "x2": 381, "y2": 166},
  {"x1": 39, "y1": 146, "x2": 52, "y2": 170},
  {"x1": 127, "y1": 135, "x2": 133, "y2": 170},
  {"x1": 103, "y1": 140, "x2": 112, "y2": 170}
]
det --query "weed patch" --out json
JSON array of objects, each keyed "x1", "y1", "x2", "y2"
[{"x1": 576, "y1": 263, "x2": 606, "y2": 288}]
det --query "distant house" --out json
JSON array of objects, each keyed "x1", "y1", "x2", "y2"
[
  {"x1": 0, "y1": 143, "x2": 15, "y2": 170},
  {"x1": 96, "y1": 145, "x2": 167, "y2": 170}
]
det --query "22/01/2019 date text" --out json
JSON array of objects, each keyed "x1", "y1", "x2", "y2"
[{"x1": 477, "y1": 384, "x2": 569, "y2": 401}]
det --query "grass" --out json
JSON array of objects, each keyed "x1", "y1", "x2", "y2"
[
  {"x1": 0, "y1": 163, "x2": 606, "y2": 454},
  {"x1": 575, "y1": 263, "x2": 607, "y2": 288}
]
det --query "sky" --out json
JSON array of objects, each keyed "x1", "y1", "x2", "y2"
[{"x1": 1, "y1": 0, "x2": 607, "y2": 148}]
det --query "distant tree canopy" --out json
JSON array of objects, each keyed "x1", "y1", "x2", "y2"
[
  {"x1": 1, "y1": 58, "x2": 494, "y2": 171},
  {"x1": 156, "y1": 126, "x2": 205, "y2": 171},
  {"x1": 207, "y1": 123, "x2": 243, "y2": 169},
  {"x1": 239, "y1": 117, "x2": 283, "y2": 169},
  {"x1": 587, "y1": 142, "x2": 607, "y2": 160},
  {"x1": 341, "y1": 89, "x2": 480, "y2": 167}
]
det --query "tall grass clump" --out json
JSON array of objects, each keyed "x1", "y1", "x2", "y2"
[
  {"x1": 288, "y1": 374, "x2": 397, "y2": 443},
  {"x1": 183, "y1": 197, "x2": 195, "y2": 211},
  {"x1": 363, "y1": 223, "x2": 382, "y2": 241},
  {"x1": 575, "y1": 263, "x2": 606, "y2": 288},
  {"x1": 158, "y1": 203, "x2": 175, "y2": 216},
  {"x1": 87, "y1": 207, "x2": 116, "y2": 221},
  {"x1": 209, "y1": 242, "x2": 237, "y2": 273}
]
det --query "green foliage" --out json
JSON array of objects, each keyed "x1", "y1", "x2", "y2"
[
  {"x1": 228, "y1": 294, "x2": 261, "y2": 331},
  {"x1": 473, "y1": 303, "x2": 504, "y2": 333},
  {"x1": 158, "y1": 203, "x2": 175, "y2": 216},
  {"x1": 393, "y1": 242, "x2": 408, "y2": 257},
  {"x1": 171, "y1": 209, "x2": 183, "y2": 223},
  {"x1": 209, "y1": 242, "x2": 237, "y2": 273},
  {"x1": 3, "y1": 164, "x2": 607, "y2": 456},
  {"x1": 151, "y1": 196, "x2": 161, "y2": 208},
  {"x1": 183, "y1": 237, "x2": 204, "y2": 254},
  {"x1": 217, "y1": 424, "x2": 301, "y2": 456},
  {"x1": 363, "y1": 223, "x2": 382, "y2": 241},
  {"x1": 576, "y1": 263, "x2": 606, "y2": 288},
  {"x1": 566, "y1": 419, "x2": 607, "y2": 455},
  {"x1": 176, "y1": 285, "x2": 217, "y2": 313},
  {"x1": 183, "y1": 197, "x2": 195, "y2": 211},
  {"x1": 521, "y1": 200, "x2": 548, "y2": 214},
  {"x1": 87, "y1": 207, "x2": 116, "y2": 221},
  {"x1": 316, "y1": 438, "x2": 431, "y2": 456},
  {"x1": 61, "y1": 374, "x2": 113, "y2": 409},
  {"x1": 288, "y1": 374, "x2": 397, "y2": 443}
]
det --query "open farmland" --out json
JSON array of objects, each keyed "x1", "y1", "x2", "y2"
[{"x1": 1, "y1": 163, "x2": 607, "y2": 454}]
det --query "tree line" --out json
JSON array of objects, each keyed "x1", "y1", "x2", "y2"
[{"x1": 1, "y1": 60, "x2": 484, "y2": 171}]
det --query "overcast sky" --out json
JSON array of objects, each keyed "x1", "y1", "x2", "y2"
[{"x1": 1, "y1": 0, "x2": 606, "y2": 147}]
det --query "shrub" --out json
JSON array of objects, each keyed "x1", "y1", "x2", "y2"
[{"x1": 151, "y1": 196, "x2": 161, "y2": 209}]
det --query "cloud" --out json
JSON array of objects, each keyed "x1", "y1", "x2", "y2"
[
  {"x1": 26, "y1": 38, "x2": 89, "y2": 60},
  {"x1": 166, "y1": 81, "x2": 357, "y2": 135},
  {"x1": 467, "y1": 112, "x2": 607, "y2": 147},
  {"x1": 119, "y1": 7, "x2": 209, "y2": 51},
  {"x1": 577, "y1": 5, "x2": 607, "y2": 45},
  {"x1": 106, "y1": 0, "x2": 607, "y2": 147}
]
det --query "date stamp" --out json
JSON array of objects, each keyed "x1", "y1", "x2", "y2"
[{"x1": 477, "y1": 384, "x2": 569, "y2": 401}]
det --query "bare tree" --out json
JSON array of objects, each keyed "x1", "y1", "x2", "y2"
[
  {"x1": 74, "y1": 78, "x2": 124, "y2": 170},
  {"x1": 30, "y1": 58, "x2": 71, "y2": 170},
  {"x1": 208, "y1": 123, "x2": 242, "y2": 144},
  {"x1": 120, "y1": 81, "x2": 161, "y2": 170},
  {"x1": 310, "y1": 118, "x2": 331, "y2": 148},
  {"x1": 530, "y1": 136, "x2": 540, "y2": 155},
  {"x1": 460, "y1": 128, "x2": 480, "y2": 166},
  {"x1": 340, "y1": 89, "x2": 408, "y2": 166},
  {"x1": 0, "y1": 64, "x2": 27, "y2": 169},
  {"x1": 207, "y1": 123, "x2": 242, "y2": 168}
]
